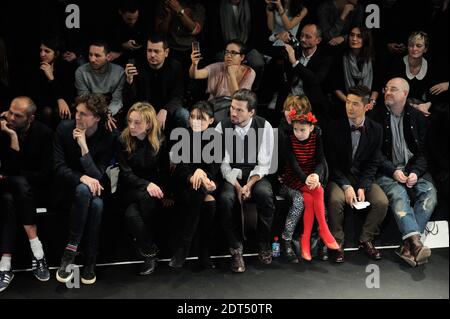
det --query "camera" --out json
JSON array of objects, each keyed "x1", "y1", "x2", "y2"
[
  {"x1": 267, "y1": 2, "x2": 276, "y2": 11},
  {"x1": 287, "y1": 32, "x2": 301, "y2": 51}
]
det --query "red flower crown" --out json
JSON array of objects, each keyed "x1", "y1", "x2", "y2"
[{"x1": 288, "y1": 110, "x2": 318, "y2": 124}]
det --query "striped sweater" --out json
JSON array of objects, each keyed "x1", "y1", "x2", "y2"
[{"x1": 281, "y1": 131, "x2": 320, "y2": 190}]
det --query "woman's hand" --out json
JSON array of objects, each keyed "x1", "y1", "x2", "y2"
[{"x1": 147, "y1": 182, "x2": 164, "y2": 199}]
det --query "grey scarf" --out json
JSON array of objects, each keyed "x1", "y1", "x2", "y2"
[
  {"x1": 343, "y1": 53, "x2": 373, "y2": 92},
  {"x1": 220, "y1": 0, "x2": 251, "y2": 44}
]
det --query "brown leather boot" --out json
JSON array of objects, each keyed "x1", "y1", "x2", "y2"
[
  {"x1": 409, "y1": 235, "x2": 431, "y2": 264},
  {"x1": 395, "y1": 239, "x2": 416, "y2": 267}
]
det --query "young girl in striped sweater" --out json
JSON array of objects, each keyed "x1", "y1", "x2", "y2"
[{"x1": 281, "y1": 110, "x2": 339, "y2": 260}]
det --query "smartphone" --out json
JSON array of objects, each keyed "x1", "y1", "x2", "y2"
[
  {"x1": 192, "y1": 41, "x2": 200, "y2": 53},
  {"x1": 128, "y1": 58, "x2": 136, "y2": 65}
]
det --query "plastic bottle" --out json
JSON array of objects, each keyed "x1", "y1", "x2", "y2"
[{"x1": 272, "y1": 236, "x2": 280, "y2": 257}]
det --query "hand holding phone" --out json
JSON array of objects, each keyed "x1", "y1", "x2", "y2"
[{"x1": 192, "y1": 41, "x2": 200, "y2": 53}]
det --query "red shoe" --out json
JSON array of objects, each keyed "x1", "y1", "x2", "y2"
[
  {"x1": 300, "y1": 236, "x2": 312, "y2": 261},
  {"x1": 319, "y1": 230, "x2": 340, "y2": 250}
]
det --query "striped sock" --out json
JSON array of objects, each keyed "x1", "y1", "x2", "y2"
[{"x1": 65, "y1": 244, "x2": 78, "y2": 253}]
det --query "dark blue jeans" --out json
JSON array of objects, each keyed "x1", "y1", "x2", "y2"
[{"x1": 68, "y1": 184, "x2": 104, "y2": 259}]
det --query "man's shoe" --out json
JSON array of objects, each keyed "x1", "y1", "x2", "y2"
[
  {"x1": 395, "y1": 240, "x2": 416, "y2": 267},
  {"x1": 281, "y1": 239, "x2": 298, "y2": 263},
  {"x1": 230, "y1": 247, "x2": 245, "y2": 273},
  {"x1": 409, "y1": 235, "x2": 431, "y2": 264},
  {"x1": 139, "y1": 257, "x2": 157, "y2": 276},
  {"x1": 359, "y1": 240, "x2": 382, "y2": 260},
  {"x1": 32, "y1": 256, "x2": 50, "y2": 281},
  {"x1": 81, "y1": 263, "x2": 96, "y2": 285},
  {"x1": 56, "y1": 250, "x2": 77, "y2": 283},
  {"x1": 0, "y1": 270, "x2": 14, "y2": 293}
]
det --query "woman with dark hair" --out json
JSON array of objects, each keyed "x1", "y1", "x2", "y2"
[
  {"x1": 331, "y1": 25, "x2": 380, "y2": 117},
  {"x1": 25, "y1": 36, "x2": 76, "y2": 128},
  {"x1": 170, "y1": 101, "x2": 220, "y2": 269},
  {"x1": 116, "y1": 102, "x2": 170, "y2": 276}
]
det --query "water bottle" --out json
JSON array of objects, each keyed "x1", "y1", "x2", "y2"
[{"x1": 272, "y1": 236, "x2": 280, "y2": 257}]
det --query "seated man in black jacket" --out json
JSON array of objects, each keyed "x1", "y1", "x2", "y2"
[
  {"x1": 54, "y1": 94, "x2": 115, "y2": 285},
  {"x1": 374, "y1": 77, "x2": 437, "y2": 267},
  {"x1": 326, "y1": 85, "x2": 388, "y2": 263},
  {"x1": 124, "y1": 34, "x2": 189, "y2": 132},
  {"x1": 0, "y1": 97, "x2": 52, "y2": 292}
]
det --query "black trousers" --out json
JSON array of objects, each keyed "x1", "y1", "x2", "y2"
[
  {"x1": 217, "y1": 177, "x2": 275, "y2": 250},
  {"x1": 120, "y1": 188, "x2": 161, "y2": 256},
  {"x1": 0, "y1": 176, "x2": 36, "y2": 254}
]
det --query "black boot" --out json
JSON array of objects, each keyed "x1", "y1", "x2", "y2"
[
  {"x1": 198, "y1": 200, "x2": 216, "y2": 269},
  {"x1": 81, "y1": 256, "x2": 97, "y2": 285},
  {"x1": 169, "y1": 245, "x2": 190, "y2": 268},
  {"x1": 138, "y1": 244, "x2": 158, "y2": 275},
  {"x1": 281, "y1": 239, "x2": 298, "y2": 263}
]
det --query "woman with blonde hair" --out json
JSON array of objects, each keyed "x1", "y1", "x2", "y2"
[{"x1": 117, "y1": 102, "x2": 170, "y2": 276}]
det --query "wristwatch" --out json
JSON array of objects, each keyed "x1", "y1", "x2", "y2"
[{"x1": 177, "y1": 8, "x2": 185, "y2": 17}]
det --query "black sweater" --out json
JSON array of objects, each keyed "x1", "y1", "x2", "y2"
[
  {"x1": 117, "y1": 135, "x2": 170, "y2": 192},
  {"x1": 53, "y1": 120, "x2": 115, "y2": 189}
]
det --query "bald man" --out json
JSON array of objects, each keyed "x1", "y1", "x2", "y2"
[
  {"x1": 374, "y1": 78, "x2": 437, "y2": 267},
  {"x1": 0, "y1": 96, "x2": 52, "y2": 292}
]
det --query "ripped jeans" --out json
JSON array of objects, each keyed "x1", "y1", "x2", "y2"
[{"x1": 376, "y1": 175, "x2": 437, "y2": 240}]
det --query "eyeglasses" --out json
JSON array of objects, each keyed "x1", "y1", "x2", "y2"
[
  {"x1": 382, "y1": 86, "x2": 400, "y2": 94},
  {"x1": 224, "y1": 50, "x2": 242, "y2": 57}
]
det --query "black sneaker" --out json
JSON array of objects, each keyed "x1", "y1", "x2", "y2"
[
  {"x1": 56, "y1": 250, "x2": 77, "y2": 283},
  {"x1": 0, "y1": 270, "x2": 14, "y2": 293},
  {"x1": 139, "y1": 257, "x2": 157, "y2": 276},
  {"x1": 32, "y1": 256, "x2": 50, "y2": 281},
  {"x1": 81, "y1": 263, "x2": 96, "y2": 285}
]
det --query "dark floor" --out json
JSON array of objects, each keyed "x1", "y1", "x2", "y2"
[{"x1": 1, "y1": 248, "x2": 448, "y2": 299}]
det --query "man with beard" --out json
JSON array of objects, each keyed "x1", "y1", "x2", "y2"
[
  {"x1": 0, "y1": 96, "x2": 52, "y2": 292},
  {"x1": 53, "y1": 94, "x2": 115, "y2": 285}
]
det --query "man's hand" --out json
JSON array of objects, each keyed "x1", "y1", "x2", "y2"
[
  {"x1": 73, "y1": 127, "x2": 88, "y2": 153},
  {"x1": 125, "y1": 63, "x2": 138, "y2": 84},
  {"x1": 106, "y1": 114, "x2": 117, "y2": 132},
  {"x1": 57, "y1": 99, "x2": 71, "y2": 119},
  {"x1": 329, "y1": 36, "x2": 345, "y2": 46},
  {"x1": 357, "y1": 188, "x2": 365, "y2": 202},
  {"x1": 406, "y1": 173, "x2": 418, "y2": 188},
  {"x1": 40, "y1": 62, "x2": 54, "y2": 81},
  {"x1": 157, "y1": 109, "x2": 168, "y2": 130},
  {"x1": 393, "y1": 170, "x2": 408, "y2": 184},
  {"x1": 411, "y1": 102, "x2": 431, "y2": 117},
  {"x1": 147, "y1": 182, "x2": 164, "y2": 199},
  {"x1": 0, "y1": 119, "x2": 16, "y2": 137},
  {"x1": 241, "y1": 184, "x2": 252, "y2": 201},
  {"x1": 344, "y1": 186, "x2": 357, "y2": 206},
  {"x1": 80, "y1": 175, "x2": 104, "y2": 196},
  {"x1": 284, "y1": 43, "x2": 297, "y2": 65}
]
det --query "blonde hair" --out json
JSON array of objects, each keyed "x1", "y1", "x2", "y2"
[
  {"x1": 408, "y1": 31, "x2": 429, "y2": 49},
  {"x1": 121, "y1": 102, "x2": 162, "y2": 155},
  {"x1": 283, "y1": 94, "x2": 312, "y2": 114}
]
